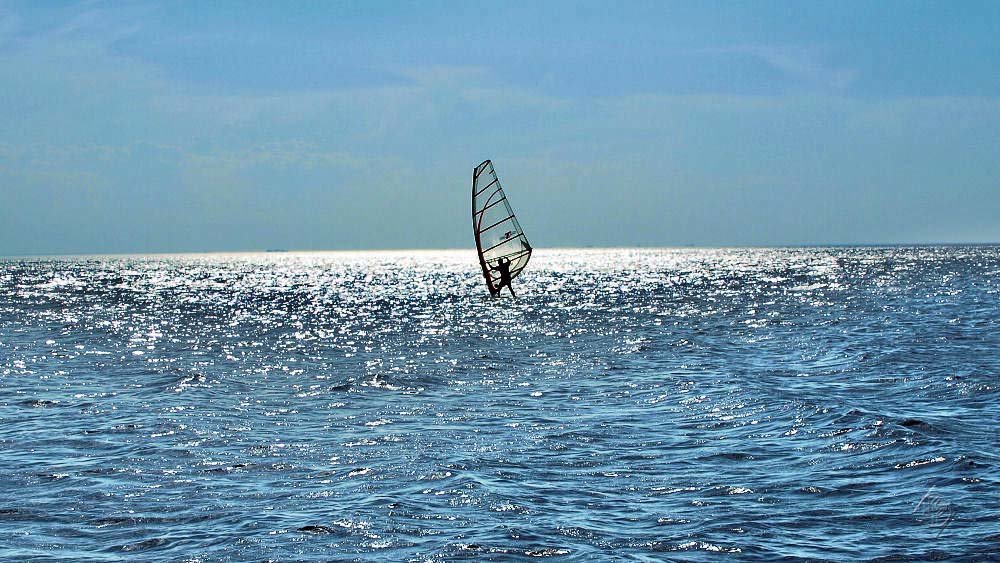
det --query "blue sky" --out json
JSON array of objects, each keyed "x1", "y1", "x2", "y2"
[{"x1": 1, "y1": 1, "x2": 998, "y2": 255}]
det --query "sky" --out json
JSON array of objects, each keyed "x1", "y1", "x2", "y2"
[{"x1": 1, "y1": 0, "x2": 998, "y2": 255}]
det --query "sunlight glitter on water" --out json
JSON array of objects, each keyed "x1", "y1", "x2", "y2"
[{"x1": 1, "y1": 247, "x2": 999, "y2": 559}]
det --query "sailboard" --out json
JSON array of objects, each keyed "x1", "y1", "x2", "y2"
[{"x1": 472, "y1": 159, "x2": 532, "y2": 295}]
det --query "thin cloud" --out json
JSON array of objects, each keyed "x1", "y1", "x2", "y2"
[
  {"x1": 0, "y1": 8, "x2": 20, "y2": 42},
  {"x1": 700, "y1": 43, "x2": 856, "y2": 92}
]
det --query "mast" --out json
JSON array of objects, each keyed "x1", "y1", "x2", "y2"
[{"x1": 472, "y1": 160, "x2": 498, "y2": 295}]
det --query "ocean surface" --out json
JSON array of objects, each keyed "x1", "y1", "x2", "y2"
[{"x1": 1, "y1": 247, "x2": 998, "y2": 561}]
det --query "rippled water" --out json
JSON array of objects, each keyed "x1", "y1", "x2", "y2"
[{"x1": 1, "y1": 247, "x2": 998, "y2": 560}]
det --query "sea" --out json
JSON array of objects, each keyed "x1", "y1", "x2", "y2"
[{"x1": 1, "y1": 247, "x2": 998, "y2": 561}]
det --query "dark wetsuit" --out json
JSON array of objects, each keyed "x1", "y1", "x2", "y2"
[{"x1": 492, "y1": 257, "x2": 515, "y2": 297}]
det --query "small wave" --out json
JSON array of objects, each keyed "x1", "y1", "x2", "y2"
[
  {"x1": 299, "y1": 524, "x2": 346, "y2": 535},
  {"x1": 524, "y1": 547, "x2": 572, "y2": 557},
  {"x1": 652, "y1": 540, "x2": 742, "y2": 553},
  {"x1": 798, "y1": 486, "x2": 829, "y2": 494},
  {"x1": 894, "y1": 456, "x2": 947, "y2": 470},
  {"x1": 899, "y1": 418, "x2": 932, "y2": 429},
  {"x1": 116, "y1": 537, "x2": 171, "y2": 552},
  {"x1": 19, "y1": 398, "x2": 60, "y2": 408}
]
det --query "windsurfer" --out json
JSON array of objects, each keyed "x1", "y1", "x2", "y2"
[{"x1": 491, "y1": 256, "x2": 516, "y2": 298}]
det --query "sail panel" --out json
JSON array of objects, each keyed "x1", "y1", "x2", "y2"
[{"x1": 472, "y1": 160, "x2": 532, "y2": 293}]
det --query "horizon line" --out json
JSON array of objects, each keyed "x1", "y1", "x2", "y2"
[{"x1": 2, "y1": 242, "x2": 999, "y2": 260}]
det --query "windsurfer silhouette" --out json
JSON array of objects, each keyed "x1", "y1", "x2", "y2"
[{"x1": 491, "y1": 256, "x2": 516, "y2": 298}]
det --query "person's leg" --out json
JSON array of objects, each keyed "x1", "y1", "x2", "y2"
[{"x1": 507, "y1": 284, "x2": 516, "y2": 298}]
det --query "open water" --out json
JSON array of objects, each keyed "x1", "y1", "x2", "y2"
[{"x1": 1, "y1": 247, "x2": 998, "y2": 561}]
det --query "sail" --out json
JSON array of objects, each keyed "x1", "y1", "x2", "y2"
[{"x1": 472, "y1": 159, "x2": 532, "y2": 294}]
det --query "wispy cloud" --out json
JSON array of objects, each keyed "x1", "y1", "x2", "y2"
[
  {"x1": 700, "y1": 43, "x2": 856, "y2": 92},
  {"x1": 745, "y1": 45, "x2": 856, "y2": 90},
  {"x1": 0, "y1": 5, "x2": 21, "y2": 45},
  {"x1": 48, "y1": 2, "x2": 143, "y2": 41}
]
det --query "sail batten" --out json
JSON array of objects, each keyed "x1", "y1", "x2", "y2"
[
  {"x1": 472, "y1": 159, "x2": 532, "y2": 294},
  {"x1": 480, "y1": 214, "x2": 517, "y2": 233},
  {"x1": 474, "y1": 178, "x2": 500, "y2": 197},
  {"x1": 475, "y1": 196, "x2": 508, "y2": 216}
]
